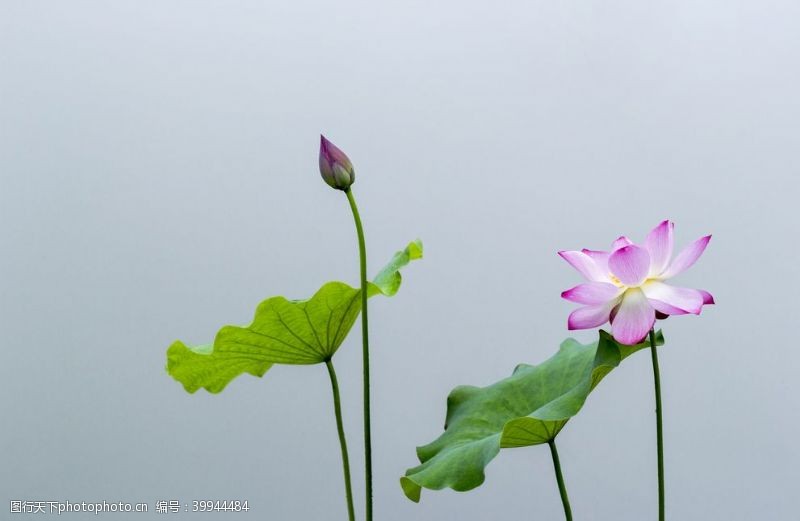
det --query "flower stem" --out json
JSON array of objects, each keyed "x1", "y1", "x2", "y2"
[
  {"x1": 548, "y1": 439, "x2": 573, "y2": 521},
  {"x1": 344, "y1": 188, "x2": 372, "y2": 521},
  {"x1": 649, "y1": 328, "x2": 665, "y2": 521},
  {"x1": 325, "y1": 359, "x2": 356, "y2": 521}
]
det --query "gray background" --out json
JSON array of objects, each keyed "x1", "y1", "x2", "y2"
[{"x1": 2, "y1": 1, "x2": 798, "y2": 519}]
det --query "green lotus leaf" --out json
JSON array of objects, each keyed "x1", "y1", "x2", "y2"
[
  {"x1": 400, "y1": 329, "x2": 664, "y2": 502},
  {"x1": 167, "y1": 240, "x2": 423, "y2": 393}
]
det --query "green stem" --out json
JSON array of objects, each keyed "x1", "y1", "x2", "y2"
[
  {"x1": 548, "y1": 439, "x2": 573, "y2": 521},
  {"x1": 344, "y1": 188, "x2": 372, "y2": 521},
  {"x1": 325, "y1": 360, "x2": 356, "y2": 521},
  {"x1": 649, "y1": 328, "x2": 665, "y2": 521}
]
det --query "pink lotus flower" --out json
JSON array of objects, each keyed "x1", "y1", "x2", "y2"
[{"x1": 559, "y1": 220, "x2": 714, "y2": 345}]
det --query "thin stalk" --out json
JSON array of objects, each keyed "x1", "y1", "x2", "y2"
[
  {"x1": 344, "y1": 188, "x2": 372, "y2": 521},
  {"x1": 548, "y1": 439, "x2": 573, "y2": 521},
  {"x1": 649, "y1": 328, "x2": 665, "y2": 521},
  {"x1": 325, "y1": 359, "x2": 356, "y2": 521}
]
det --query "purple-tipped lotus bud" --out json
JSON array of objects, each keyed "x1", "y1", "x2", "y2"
[{"x1": 319, "y1": 135, "x2": 355, "y2": 190}]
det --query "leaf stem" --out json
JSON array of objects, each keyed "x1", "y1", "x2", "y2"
[
  {"x1": 344, "y1": 188, "x2": 372, "y2": 521},
  {"x1": 649, "y1": 328, "x2": 665, "y2": 521},
  {"x1": 548, "y1": 439, "x2": 573, "y2": 521},
  {"x1": 325, "y1": 359, "x2": 356, "y2": 521}
]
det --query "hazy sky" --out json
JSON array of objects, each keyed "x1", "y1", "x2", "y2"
[{"x1": 2, "y1": 1, "x2": 799, "y2": 519}]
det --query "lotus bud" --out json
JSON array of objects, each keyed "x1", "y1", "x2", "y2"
[{"x1": 319, "y1": 135, "x2": 355, "y2": 190}]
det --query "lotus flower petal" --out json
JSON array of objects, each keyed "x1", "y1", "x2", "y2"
[
  {"x1": 608, "y1": 245, "x2": 651, "y2": 286},
  {"x1": 568, "y1": 299, "x2": 620, "y2": 330},
  {"x1": 558, "y1": 250, "x2": 608, "y2": 282},
  {"x1": 644, "y1": 220, "x2": 674, "y2": 276},
  {"x1": 582, "y1": 249, "x2": 610, "y2": 274},
  {"x1": 611, "y1": 289, "x2": 655, "y2": 344},
  {"x1": 562, "y1": 282, "x2": 621, "y2": 305},
  {"x1": 661, "y1": 235, "x2": 711, "y2": 279},
  {"x1": 642, "y1": 281, "x2": 704, "y2": 315},
  {"x1": 611, "y1": 236, "x2": 633, "y2": 251},
  {"x1": 698, "y1": 289, "x2": 715, "y2": 305}
]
